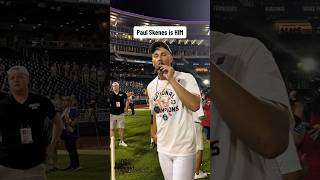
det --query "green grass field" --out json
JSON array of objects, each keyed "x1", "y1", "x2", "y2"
[
  {"x1": 114, "y1": 110, "x2": 210, "y2": 180},
  {"x1": 48, "y1": 153, "x2": 108, "y2": 180},
  {"x1": 48, "y1": 109, "x2": 210, "y2": 180}
]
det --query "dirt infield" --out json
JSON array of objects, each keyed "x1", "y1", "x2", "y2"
[{"x1": 135, "y1": 105, "x2": 149, "y2": 109}]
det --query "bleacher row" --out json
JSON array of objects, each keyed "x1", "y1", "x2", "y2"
[
  {"x1": 111, "y1": 38, "x2": 209, "y2": 57},
  {"x1": 0, "y1": 47, "x2": 107, "y2": 109}
]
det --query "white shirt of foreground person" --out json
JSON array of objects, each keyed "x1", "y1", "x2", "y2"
[
  {"x1": 211, "y1": 31, "x2": 300, "y2": 180},
  {"x1": 147, "y1": 71, "x2": 200, "y2": 156}
]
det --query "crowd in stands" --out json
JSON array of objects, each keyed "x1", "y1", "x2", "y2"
[
  {"x1": 24, "y1": 49, "x2": 108, "y2": 94},
  {"x1": 0, "y1": 47, "x2": 107, "y2": 109},
  {"x1": 46, "y1": 61, "x2": 106, "y2": 89},
  {"x1": 109, "y1": 79, "x2": 148, "y2": 102}
]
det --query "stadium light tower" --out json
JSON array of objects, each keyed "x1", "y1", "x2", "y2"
[{"x1": 298, "y1": 58, "x2": 317, "y2": 72}]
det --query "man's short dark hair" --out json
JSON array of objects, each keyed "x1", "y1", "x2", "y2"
[{"x1": 150, "y1": 41, "x2": 172, "y2": 54}]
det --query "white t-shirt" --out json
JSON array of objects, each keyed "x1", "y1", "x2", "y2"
[
  {"x1": 266, "y1": 131, "x2": 301, "y2": 177},
  {"x1": 147, "y1": 71, "x2": 201, "y2": 156},
  {"x1": 211, "y1": 31, "x2": 300, "y2": 180}
]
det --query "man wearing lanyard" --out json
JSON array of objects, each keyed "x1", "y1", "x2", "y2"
[
  {"x1": 0, "y1": 65, "x2": 63, "y2": 180},
  {"x1": 147, "y1": 41, "x2": 201, "y2": 180},
  {"x1": 110, "y1": 82, "x2": 129, "y2": 147}
]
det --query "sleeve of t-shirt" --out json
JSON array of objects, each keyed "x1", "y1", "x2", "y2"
[
  {"x1": 275, "y1": 131, "x2": 302, "y2": 174},
  {"x1": 241, "y1": 39, "x2": 290, "y2": 110},
  {"x1": 183, "y1": 73, "x2": 201, "y2": 96},
  {"x1": 43, "y1": 98, "x2": 56, "y2": 119},
  {"x1": 241, "y1": 39, "x2": 294, "y2": 128},
  {"x1": 194, "y1": 102, "x2": 205, "y2": 123},
  {"x1": 197, "y1": 101, "x2": 205, "y2": 117}
]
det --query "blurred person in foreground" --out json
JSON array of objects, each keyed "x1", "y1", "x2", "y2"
[
  {"x1": 0, "y1": 65, "x2": 63, "y2": 180},
  {"x1": 211, "y1": 31, "x2": 302, "y2": 180}
]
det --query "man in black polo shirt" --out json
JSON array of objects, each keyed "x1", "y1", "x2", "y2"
[
  {"x1": 0, "y1": 65, "x2": 63, "y2": 179},
  {"x1": 110, "y1": 82, "x2": 128, "y2": 147}
]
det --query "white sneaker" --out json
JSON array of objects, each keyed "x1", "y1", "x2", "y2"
[
  {"x1": 194, "y1": 170, "x2": 208, "y2": 179},
  {"x1": 119, "y1": 141, "x2": 128, "y2": 147}
]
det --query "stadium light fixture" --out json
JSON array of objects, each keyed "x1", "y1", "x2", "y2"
[
  {"x1": 203, "y1": 79, "x2": 210, "y2": 85},
  {"x1": 298, "y1": 58, "x2": 317, "y2": 72}
]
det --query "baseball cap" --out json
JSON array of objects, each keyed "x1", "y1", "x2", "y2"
[
  {"x1": 150, "y1": 41, "x2": 172, "y2": 54},
  {"x1": 112, "y1": 82, "x2": 119, "y2": 86},
  {"x1": 7, "y1": 65, "x2": 29, "y2": 76}
]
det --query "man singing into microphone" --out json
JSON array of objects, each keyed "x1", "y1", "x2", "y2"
[{"x1": 147, "y1": 41, "x2": 201, "y2": 180}]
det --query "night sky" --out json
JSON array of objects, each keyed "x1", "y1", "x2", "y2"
[{"x1": 111, "y1": 0, "x2": 210, "y2": 21}]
